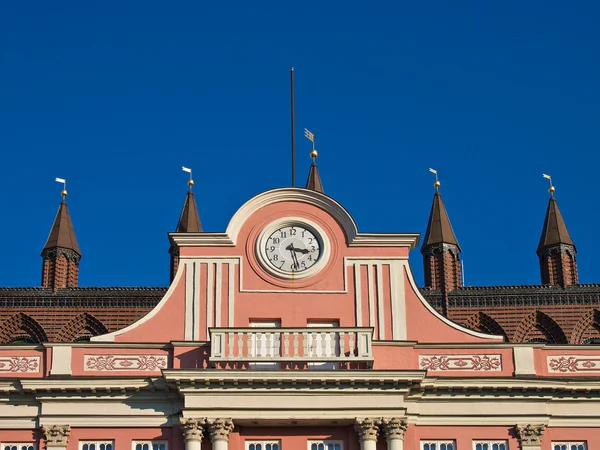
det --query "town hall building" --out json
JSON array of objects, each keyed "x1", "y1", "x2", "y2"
[{"x1": 0, "y1": 157, "x2": 599, "y2": 450}]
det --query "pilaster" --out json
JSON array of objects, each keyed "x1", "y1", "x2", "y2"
[
  {"x1": 42, "y1": 425, "x2": 71, "y2": 450},
  {"x1": 515, "y1": 424, "x2": 545, "y2": 450}
]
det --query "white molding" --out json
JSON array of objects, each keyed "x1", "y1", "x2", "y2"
[
  {"x1": 354, "y1": 263, "x2": 362, "y2": 327},
  {"x1": 170, "y1": 188, "x2": 419, "y2": 249},
  {"x1": 50, "y1": 346, "x2": 72, "y2": 376},
  {"x1": 91, "y1": 264, "x2": 185, "y2": 342},
  {"x1": 403, "y1": 264, "x2": 503, "y2": 341},
  {"x1": 376, "y1": 263, "x2": 385, "y2": 340},
  {"x1": 514, "y1": 346, "x2": 536, "y2": 375},
  {"x1": 38, "y1": 416, "x2": 175, "y2": 427}
]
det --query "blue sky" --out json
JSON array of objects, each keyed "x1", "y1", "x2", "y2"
[{"x1": 1, "y1": 2, "x2": 598, "y2": 287}]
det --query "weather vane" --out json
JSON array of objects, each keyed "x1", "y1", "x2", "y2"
[
  {"x1": 55, "y1": 177, "x2": 67, "y2": 200},
  {"x1": 429, "y1": 168, "x2": 440, "y2": 191},
  {"x1": 543, "y1": 173, "x2": 555, "y2": 196},
  {"x1": 304, "y1": 128, "x2": 318, "y2": 161},
  {"x1": 182, "y1": 166, "x2": 194, "y2": 190}
]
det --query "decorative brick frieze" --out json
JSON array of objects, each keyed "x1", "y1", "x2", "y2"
[
  {"x1": 207, "y1": 418, "x2": 234, "y2": 441},
  {"x1": 381, "y1": 417, "x2": 408, "y2": 440},
  {"x1": 84, "y1": 354, "x2": 167, "y2": 371},
  {"x1": 514, "y1": 424, "x2": 545, "y2": 446},
  {"x1": 42, "y1": 424, "x2": 71, "y2": 446},
  {"x1": 547, "y1": 355, "x2": 600, "y2": 373},
  {"x1": 181, "y1": 417, "x2": 205, "y2": 442},
  {"x1": 419, "y1": 354, "x2": 502, "y2": 371},
  {"x1": 354, "y1": 418, "x2": 380, "y2": 442},
  {"x1": 0, "y1": 356, "x2": 40, "y2": 373}
]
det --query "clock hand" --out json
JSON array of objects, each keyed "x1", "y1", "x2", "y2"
[{"x1": 293, "y1": 248, "x2": 310, "y2": 254}]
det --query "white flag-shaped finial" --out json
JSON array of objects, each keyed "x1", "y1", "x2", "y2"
[
  {"x1": 55, "y1": 177, "x2": 66, "y2": 184},
  {"x1": 182, "y1": 166, "x2": 192, "y2": 173},
  {"x1": 542, "y1": 173, "x2": 551, "y2": 180},
  {"x1": 429, "y1": 168, "x2": 437, "y2": 175},
  {"x1": 304, "y1": 128, "x2": 314, "y2": 143}
]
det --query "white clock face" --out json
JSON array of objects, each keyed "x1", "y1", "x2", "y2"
[{"x1": 264, "y1": 225, "x2": 322, "y2": 273}]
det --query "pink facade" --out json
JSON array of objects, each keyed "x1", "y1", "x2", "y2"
[{"x1": 0, "y1": 189, "x2": 598, "y2": 450}]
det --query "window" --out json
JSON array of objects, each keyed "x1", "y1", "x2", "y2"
[
  {"x1": 80, "y1": 442, "x2": 114, "y2": 450},
  {"x1": 2, "y1": 444, "x2": 35, "y2": 450},
  {"x1": 309, "y1": 441, "x2": 342, "y2": 450},
  {"x1": 474, "y1": 441, "x2": 507, "y2": 450},
  {"x1": 246, "y1": 441, "x2": 280, "y2": 450},
  {"x1": 553, "y1": 443, "x2": 587, "y2": 450},
  {"x1": 133, "y1": 442, "x2": 168, "y2": 450},
  {"x1": 422, "y1": 441, "x2": 455, "y2": 450}
]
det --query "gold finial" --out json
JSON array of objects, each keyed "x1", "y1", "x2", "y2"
[
  {"x1": 182, "y1": 166, "x2": 193, "y2": 190},
  {"x1": 304, "y1": 128, "x2": 318, "y2": 162},
  {"x1": 429, "y1": 168, "x2": 440, "y2": 191},
  {"x1": 55, "y1": 177, "x2": 67, "y2": 200},
  {"x1": 543, "y1": 173, "x2": 554, "y2": 196}
]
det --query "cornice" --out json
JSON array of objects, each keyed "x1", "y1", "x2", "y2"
[{"x1": 18, "y1": 377, "x2": 168, "y2": 393}]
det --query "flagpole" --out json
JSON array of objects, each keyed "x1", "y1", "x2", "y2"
[{"x1": 291, "y1": 67, "x2": 295, "y2": 187}]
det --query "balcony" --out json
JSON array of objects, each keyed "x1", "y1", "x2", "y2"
[{"x1": 209, "y1": 327, "x2": 373, "y2": 369}]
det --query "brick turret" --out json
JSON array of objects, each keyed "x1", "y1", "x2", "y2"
[
  {"x1": 169, "y1": 183, "x2": 202, "y2": 282},
  {"x1": 537, "y1": 194, "x2": 577, "y2": 287},
  {"x1": 41, "y1": 197, "x2": 81, "y2": 290},
  {"x1": 421, "y1": 188, "x2": 462, "y2": 314}
]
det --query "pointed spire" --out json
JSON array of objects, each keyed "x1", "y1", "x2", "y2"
[
  {"x1": 536, "y1": 175, "x2": 578, "y2": 287},
  {"x1": 537, "y1": 196, "x2": 575, "y2": 252},
  {"x1": 421, "y1": 191, "x2": 460, "y2": 251},
  {"x1": 176, "y1": 166, "x2": 202, "y2": 233},
  {"x1": 41, "y1": 179, "x2": 81, "y2": 290},
  {"x1": 43, "y1": 200, "x2": 81, "y2": 255},
  {"x1": 304, "y1": 129, "x2": 324, "y2": 193}
]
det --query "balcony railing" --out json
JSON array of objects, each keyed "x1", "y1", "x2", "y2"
[{"x1": 209, "y1": 327, "x2": 373, "y2": 368}]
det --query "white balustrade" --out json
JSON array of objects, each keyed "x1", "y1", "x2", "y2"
[{"x1": 209, "y1": 327, "x2": 373, "y2": 366}]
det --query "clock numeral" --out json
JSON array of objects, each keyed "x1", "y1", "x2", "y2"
[
  {"x1": 290, "y1": 227, "x2": 297, "y2": 236},
  {"x1": 308, "y1": 255, "x2": 313, "y2": 261},
  {"x1": 308, "y1": 238, "x2": 314, "y2": 244},
  {"x1": 269, "y1": 246, "x2": 275, "y2": 252},
  {"x1": 311, "y1": 245, "x2": 316, "y2": 252},
  {"x1": 272, "y1": 238, "x2": 280, "y2": 244},
  {"x1": 279, "y1": 261, "x2": 285, "y2": 269},
  {"x1": 301, "y1": 230, "x2": 306, "y2": 237},
  {"x1": 272, "y1": 254, "x2": 278, "y2": 261},
  {"x1": 280, "y1": 230, "x2": 287, "y2": 238}
]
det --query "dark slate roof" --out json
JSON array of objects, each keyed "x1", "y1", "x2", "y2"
[
  {"x1": 43, "y1": 201, "x2": 81, "y2": 255},
  {"x1": 306, "y1": 163, "x2": 324, "y2": 193},
  {"x1": 0, "y1": 287, "x2": 167, "y2": 308},
  {"x1": 176, "y1": 191, "x2": 202, "y2": 233},
  {"x1": 421, "y1": 191, "x2": 460, "y2": 251},
  {"x1": 537, "y1": 196, "x2": 575, "y2": 253}
]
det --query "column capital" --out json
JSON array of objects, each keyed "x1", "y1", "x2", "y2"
[
  {"x1": 181, "y1": 417, "x2": 206, "y2": 442},
  {"x1": 381, "y1": 418, "x2": 408, "y2": 440},
  {"x1": 207, "y1": 418, "x2": 235, "y2": 442},
  {"x1": 354, "y1": 418, "x2": 380, "y2": 442},
  {"x1": 42, "y1": 425, "x2": 71, "y2": 447},
  {"x1": 515, "y1": 424, "x2": 546, "y2": 446}
]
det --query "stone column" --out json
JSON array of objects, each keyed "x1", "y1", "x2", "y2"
[
  {"x1": 382, "y1": 418, "x2": 408, "y2": 450},
  {"x1": 208, "y1": 418, "x2": 235, "y2": 450},
  {"x1": 355, "y1": 418, "x2": 380, "y2": 450},
  {"x1": 181, "y1": 418, "x2": 205, "y2": 450},
  {"x1": 515, "y1": 425, "x2": 546, "y2": 450},
  {"x1": 42, "y1": 425, "x2": 71, "y2": 450}
]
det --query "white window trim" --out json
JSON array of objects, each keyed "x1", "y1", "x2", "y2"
[
  {"x1": 308, "y1": 440, "x2": 343, "y2": 450},
  {"x1": 132, "y1": 442, "x2": 168, "y2": 450},
  {"x1": 245, "y1": 440, "x2": 281, "y2": 450},
  {"x1": 421, "y1": 441, "x2": 456, "y2": 450},
  {"x1": 79, "y1": 442, "x2": 115, "y2": 450},
  {"x1": 1, "y1": 444, "x2": 36, "y2": 450},
  {"x1": 551, "y1": 443, "x2": 587, "y2": 450},
  {"x1": 473, "y1": 441, "x2": 508, "y2": 450}
]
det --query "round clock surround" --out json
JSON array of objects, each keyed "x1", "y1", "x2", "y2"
[{"x1": 256, "y1": 217, "x2": 331, "y2": 280}]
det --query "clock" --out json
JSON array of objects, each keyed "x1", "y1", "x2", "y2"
[{"x1": 256, "y1": 218, "x2": 330, "y2": 279}]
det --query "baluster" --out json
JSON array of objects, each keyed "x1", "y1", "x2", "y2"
[
  {"x1": 339, "y1": 331, "x2": 346, "y2": 359},
  {"x1": 312, "y1": 332, "x2": 318, "y2": 357},
  {"x1": 349, "y1": 332, "x2": 355, "y2": 358},
  {"x1": 320, "y1": 331, "x2": 326, "y2": 357},
  {"x1": 228, "y1": 332, "x2": 234, "y2": 358},
  {"x1": 293, "y1": 332, "x2": 300, "y2": 357},
  {"x1": 238, "y1": 332, "x2": 243, "y2": 358},
  {"x1": 284, "y1": 332, "x2": 289, "y2": 358},
  {"x1": 257, "y1": 333, "x2": 263, "y2": 358},
  {"x1": 267, "y1": 333, "x2": 273, "y2": 357},
  {"x1": 329, "y1": 331, "x2": 336, "y2": 357},
  {"x1": 302, "y1": 331, "x2": 308, "y2": 358}
]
